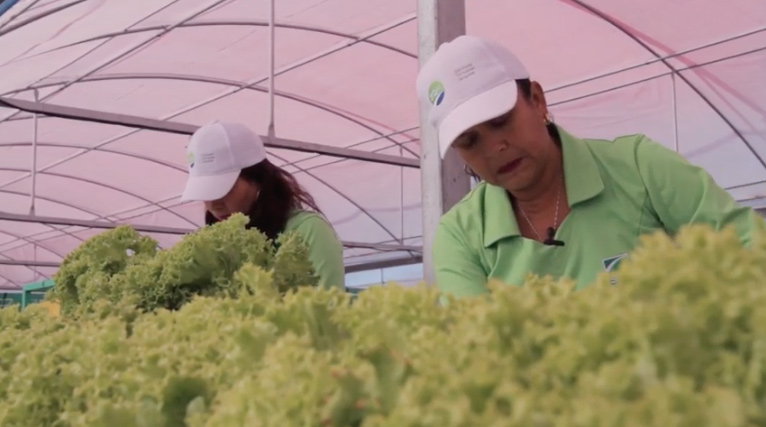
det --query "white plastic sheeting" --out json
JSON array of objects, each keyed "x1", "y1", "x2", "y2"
[{"x1": 0, "y1": 0, "x2": 764, "y2": 289}]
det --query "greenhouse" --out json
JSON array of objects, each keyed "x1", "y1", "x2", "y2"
[
  {"x1": 0, "y1": 0, "x2": 765, "y2": 292},
  {"x1": 3, "y1": 1, "x2": 766, "y2": 424}
]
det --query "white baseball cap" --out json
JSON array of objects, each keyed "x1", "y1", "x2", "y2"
[
  {"x1": 416, "y1": 35, "x2": 530, "y2": 158},
  {"x1": 181, "y1": 120, "x2": 267, "y2": 202}
]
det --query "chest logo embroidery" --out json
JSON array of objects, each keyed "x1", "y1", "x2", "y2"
[{"x1": 602, "y1": 253, "x2": 628, "y2": 285}]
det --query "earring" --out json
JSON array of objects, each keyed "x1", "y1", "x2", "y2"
[{"x1": 544, "y1": 113, "x2": 553, "y2": 125}]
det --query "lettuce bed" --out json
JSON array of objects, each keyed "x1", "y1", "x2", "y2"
[{"x1": 1, "y1": 217, "x2": 765, "y2": 427}]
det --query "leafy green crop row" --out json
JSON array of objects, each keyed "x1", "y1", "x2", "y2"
[{"x1": 1, "y1": 216, "x2": 765, "y2": 426}]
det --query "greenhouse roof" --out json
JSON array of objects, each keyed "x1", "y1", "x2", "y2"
[{"x1": 0, "y1": 0, "x2": 765, "y2": 289}]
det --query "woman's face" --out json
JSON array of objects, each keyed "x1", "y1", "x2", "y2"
[
  {"x1": 204, "y1": 177, "x2": 260, "y2": 220},
  {"x1": 453, "y1": 82, "x2": 556, "y2": 194}
]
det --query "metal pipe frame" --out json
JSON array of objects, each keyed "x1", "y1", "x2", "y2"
[
  {"x1": 2, "y1": 18, "x2": 416, "y2": 60},
  {"x1": 0, "y1": 15, "x2": 421, "y2": 245},
  {"x1": 0, "y1": 13, "x2": 417, "y2": 147},
  {"x1": 0, "y1": 166, "x2": 199, "y2": 227},
  {"x1": 3, "y1": 0, "x2": 764, "y2": 283},
  {"x1": 565, "y1": 0, "x2": 766, "y2": 170},
  {"x1": 266, "y1": 0, "x2": 277, "y2": 142},
  {"x1": 0, "y1": 259, "x2": 59, "y2": 267},
  {"x1": 0, "y1": 211, "x2": 422, "y2": 252},
  {"x1": 345, "y1": 255, "x2": 423, "y2": 274},
  {"x1": 0, "y1": 227, "x2": 62, "y2": 282},
  {"x1": 0, "y1": 0, "x2": 86, "y2": 35},
  {"x1": 416, "y1": 0, "x2": 471, "y2": 284},
  {"x1": 0, "y1": 0, "x2": 234, "y2": 132},
  {"x1": 0, "y1": 254, "x2": 424, "y2": 273},
  {"x1": 0, "y1": 190, "x2": 421, "y2": 285},
  {"x1": 0, "y1": 96, "x2": 419, "y2": 249},
  {"x1": 0, "y1": 141, "x2": 186, "y2": 171},
  {"x1": 0, "y1": 255, "x2": 425, "y2": 271},
  {"x1": 0, "y1": 140, "x2": 422, "y2": 243},
  {"x1": 0, "y1": 193, "x2": 187, "y2": 288},
  {"x1": 0, "y1": 0, "x2": 28, "y2": 24},
  {"x1": 0, "y1": 97, "x2": 419, "y2": 168},
  {"x1": 2, "y1": 72, "x2": 420, "y2": 159},
  {"x1": 5, "y1": 40, "x2": 760, "y2": 169}
]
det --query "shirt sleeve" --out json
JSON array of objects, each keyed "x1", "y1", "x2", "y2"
[
  {"x1": 635, "y1": 136, "x2": 764, "y2": 245},
  {"x1": 433, "y1": 219, "x2": 489, "y2": 299},
  {"x1": 292, "y1": 214, "x2": 346, "y2": 290}
]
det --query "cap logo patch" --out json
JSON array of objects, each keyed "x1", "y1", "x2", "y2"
[
  {"x1": 428, "y1": 81, "x2": 445, "y2": 106},
  {"x1": 187, "y1": 151, "x2": 195, "y2": 169}
]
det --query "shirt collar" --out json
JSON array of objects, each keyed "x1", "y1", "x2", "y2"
[{"x1": 482, "y1": 126, "x2": 605, "y2": 248}]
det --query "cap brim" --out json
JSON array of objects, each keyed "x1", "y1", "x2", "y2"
[
  {"x1": 437, "y1": 81, "x2": 519, "y2": 158},
  {"x1": 180, "y1": 170, "x2": 239, "y2": 202}
]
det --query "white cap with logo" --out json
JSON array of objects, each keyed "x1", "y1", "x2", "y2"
[
  {"x1": 416, "y1": 35, "x2": 530, "y2": 158},
  {"x1": 181, "y1": 120, "x2": 267, "y2": 202}
]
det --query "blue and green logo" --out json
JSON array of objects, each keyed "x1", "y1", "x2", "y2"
[
  {"x1": 428, "y1": 80, "x2": 445, "y2": 106},
  {"x1": 602, "y1": 253, "x2": 628, "y2": 285},
  {"x1": 602, "y1": 254, "x2": 627, "y2": 272},
  {"x1": 187, "y1": 151, "x2": 195, "y2": 168}
]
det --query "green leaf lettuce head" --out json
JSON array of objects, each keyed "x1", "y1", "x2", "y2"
[
  {"x1": 48, "y1": 213, "x2": 318, "y2": 315},
  {"x1": 2, "y1": 221, "x2": 763, "y2": 426}
]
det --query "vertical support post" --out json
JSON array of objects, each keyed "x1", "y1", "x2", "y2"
[
  {"x1": 30, "y1": 88, "x2": 39, "y2": 216},
  {"x1": 266, "y1": 0, "x2": 276, "y2": 141},
  {"x1": 417, "y1": 0, "x2": 471, "y2": 284},
  {"x1": 671, "y1": 72, "x2": 679, "y2": 152},
  {"x1": 399, "y1": 144, "x2": 405, "y2": 244}
]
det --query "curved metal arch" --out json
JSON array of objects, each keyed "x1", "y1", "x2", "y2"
[
  {"x1": 565, "y1": 0, "x2": 766, "y2": 169},
  {"x1": 0, "y1": 0, "x2": 41, "y2": 32},
  {"x1": 264, "y1": 150, "x2": 400, "y2": 243},
  {"x1": 0, "y1": 0, "x2": 87, "y2": 36},
  {"x1": 545, "y1": 26, "x2": 766, "y2": 95},
  {"x1": 0, "y1": 14, "x2": 415, "y2": 191},
  {"x1": 0, "y1": 228, "x2": 67, "y2": 259},
  {"x1": 0, "y1": 139, "x2": 414, "y2": 239},
  {"x1": 0, "y1": 184, "x2": 96, "y2": 257},
  {"x1": 0, "y1": 141, "x2": 186, "y2": 172},
  {"x1": 726, "y1": 179, "x2": 766, "y2": 192},
  {"x1": 0, "y1": 230, "x2": 64, "y2": 283},
  {"x1": 1, "y1": 222, "x2": 85, "y2": 253},
  {"x1": 0, "y1": 166, "x2": 198, "y2": 228},
  {"x1": 116, "y1": 194, "x2": 414, "y2": 258},
  {"x1": 0, "y1": 268, "x2": 24, "y2": 289},
  {"x1": 0, "y1": 194, "x2": 184, "y2": 256},
  {"x1": 106, "y1": 194, "x2": 182, "y2": 221},
  {"x1": 0, "y1": 276, "x2": 21, "y2": 289},
  {"x1": 0, "y1": 188, "x2": 98, "y2": 259},
  {"x1": 1, "y1": 189, "x2": 100, "y2": 220},
  {"x1": 6, "y1": 73, "x2": 419, "y2": 157},
  {"x1": 0, "y1": 0, "x2": 231, "y2": 128},
  {"x1": 0, "y1": 227, "x2": 63, "y2": 281},
  {"x1": 0, "y1": 141, "x2": 193, "y2": 228},
  {"x1": 23, "y1": 19, "x2": 417, "y2": 61}
]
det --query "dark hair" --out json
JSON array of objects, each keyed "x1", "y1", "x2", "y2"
[
  {"x1": 463, "y1": 79, "x2": 561, "y2": 178},
  {"x1": 516, "y1": 78, "x2": 561, "y2": 145},
  {"x1": 204, "y1": 159, "x2": 322, "y2": 240}
]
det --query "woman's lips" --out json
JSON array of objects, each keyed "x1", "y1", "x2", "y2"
[{"x1": 497, "y1": 157, "x2": 523, "y2": 175}]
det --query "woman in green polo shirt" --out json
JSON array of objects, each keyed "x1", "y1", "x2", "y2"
[
  {"x1": 416, "y1": 35, "x2": 762, "y2": 298},
  {"x1": 180, "y1": 120, "x2": 345, "y2": 290}
]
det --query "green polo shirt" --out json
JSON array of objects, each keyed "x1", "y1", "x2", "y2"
[
  {"x1": 433, "y1": 127, "x2": 763, "y2": 298},
  {"x1": 285, "y1": 210, "x2": 346, "y2": 290}
]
